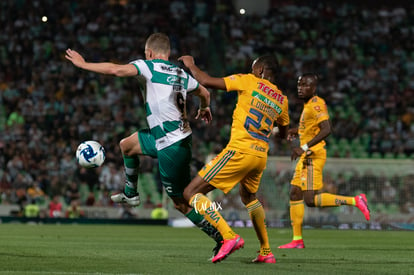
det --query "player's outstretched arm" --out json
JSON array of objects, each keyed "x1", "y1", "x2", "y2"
[
  {"x1": 65, "y1": 48, "x2": 137, "y2": 77},
  {"x1": 178, "y1": 55, "x2": 226, "y2": 90}
]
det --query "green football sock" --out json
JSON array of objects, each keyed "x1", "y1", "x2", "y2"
[
  {"x1": 186, "y1": 208, "x2": 223, "y2": 243},
  {"x1": 123, "y1": 155, "x2": 139, "y2": 197}
]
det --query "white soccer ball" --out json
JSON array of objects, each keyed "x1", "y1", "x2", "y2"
[{"x1": 76, "y1": 140, "x2": 106, "y2": 168}]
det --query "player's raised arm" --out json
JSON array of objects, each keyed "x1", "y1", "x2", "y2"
[
  {"x1": 178, "y1": 55, "x2": 226, "y2": 90},
  {"x1": 65, "y1": 48, "x2": 137, "y2": 77}
]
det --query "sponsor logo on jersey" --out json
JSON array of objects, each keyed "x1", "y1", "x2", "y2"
[
  {"x1": 160, "y1": 65, "x2": 175, "y2": 72},
  {"x1": 167, "y1": 75, "x2": 184, "y2": 86},
  {"x1": 257, "y1": 82, "x2": 285, "y2": 104}
]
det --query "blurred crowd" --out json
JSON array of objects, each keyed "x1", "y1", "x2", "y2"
[{"x1": 0, "y1": 0, "x2": 413, "y2": 215}]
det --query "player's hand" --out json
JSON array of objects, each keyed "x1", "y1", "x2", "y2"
[
  {"x1": 195, "y1": 107, "x2": 212, "y2": 124},
  {"x1": 287, "y1": 128, "x2": 298, "y2": 141},
  {"x1": 291, "y1": 147, "x2": 313, "y2": 161},
  {"x1": 289, "y1": 136, "x2": 300, "y2": 149},
  {"x1": 291, "y1": 147, "x2": 304, "y2": 160},
  {"x1": 178, "y1": 55, "x2": 195, "y2": 68},
  {"x1": 65, "y1": 49, "x2": 86, "y2": 68}
]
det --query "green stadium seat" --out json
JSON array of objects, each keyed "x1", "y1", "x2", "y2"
[
  {"x1": 338, "y1": 138, "x2": 349, "y2": 147},
  {"x1": 373, "y1": 202, "x2": 386, "y2": 213},
  {"x1": 337, "y1": 139, "x2": 352, "y2": 158},
  {"x1": 360, "y1": 133, "x2": 370, "y2": 147},
  {"x1": 353, "y1": 149, "x2": 369, "y2": 159},
  {"x1": 396, "y1": 152, "x2": 407, "y2": 159},
  {"x1": 350, "y1": 137, "x2": 361, "y2": 148},
  {"x1": 386, "y1": 203, "x2": 399, "y2": 214},
  {"x1": 370, "y1": 152, "x2": 382, "y2": 159},
  {"x1": 327, "y1": 144, "x2": 339, "y2": 157},
  {"x1": 384, "y1": 152, "x2": 395, "y2": 159}
]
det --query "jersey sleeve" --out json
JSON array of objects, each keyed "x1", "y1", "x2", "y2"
[
  {"x1": 129, "y1": 59, "x2": 147, "y2": 77},
  {"x1": 186, "y1": 73, "x2": 200, "y2": 93},
  {"x1": 312, "y1": 97, "x2": 329, "y2": 124},
  {"x1": 223, "y1": 74, "x2": 247, "y2": 92}
]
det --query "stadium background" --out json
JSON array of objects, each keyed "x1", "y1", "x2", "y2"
[{"x1": 0, "y1": 0, "x2": 413, "y2": 229}]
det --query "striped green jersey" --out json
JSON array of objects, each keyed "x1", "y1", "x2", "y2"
[{"x1": 130, "y1": 59, "x2": 199, "y2": 150}]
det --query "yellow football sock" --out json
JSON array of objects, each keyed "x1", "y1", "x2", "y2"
[
  {"x1": 246, "y1": 199, "x2": 271, "y2": 255},
  {"x1": 290, "y1": 200, "x2": 304, "y2": 240},
  {"x1": 314, "y1": 193, "x2": 356, "y2": 207},
  {"x1": 189, "y1": 193, "x2": 235, "y2": 239}
]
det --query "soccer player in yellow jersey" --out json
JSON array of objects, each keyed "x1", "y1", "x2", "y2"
[
  {"x1": 179, "y1": 54, "x2": 289, "y2": 263},
  {"x1": 278, "y1": 73, "x2": 371, "y2": 249}
]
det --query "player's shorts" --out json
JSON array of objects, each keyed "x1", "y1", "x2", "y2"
[
  {"x1": 290, "y1": 154, "x2": 326, "y2": 191},
  {"x1": 198, "y1": 148, "x2": 267, "y2": 194},
  {"x1": 138, "y1": 129, "x2": 191, "y2": 198}
]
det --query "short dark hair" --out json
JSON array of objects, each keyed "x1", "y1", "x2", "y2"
[
  {"x1": 300, "y1": 73, "x2": 319, "y2": 84},
  {"x1": 256, "y1": 55, "x2": 280, "y2": 73},
  {"x1": 255, "y1": 55, "x2": 280, "y2": 82}
]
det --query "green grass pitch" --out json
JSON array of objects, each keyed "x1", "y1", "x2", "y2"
[{"x1": 0, "y1": 224, "x2": 413, "y2": 275}]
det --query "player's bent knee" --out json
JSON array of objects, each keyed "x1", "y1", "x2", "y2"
[
  {"x1": 289, "y1": 186, "x2": 303, "y2": 201},
  {"x1": 184, "y1": 175, "x2": 212, "y2": 202},
  {"x1": 303, "y1": 191, "x2": 316, "y2": 207},
  {"x1": 182, "y1": 188, "x2": 193, "y2": 203},
  {"x1": 240, "y1": 193, "x2": 256, "y2": 206},
  {"x1": 174, "y1": 203, "x2": 189, "y2": 214},
  {"x1": 172, "y1": 198, "x2": 190, "y2": 213},
  {"x1": 304, "y1": 200, "x2": 316, "y2": 207},
  {"x1": 120, "y1": 134, "x2": 141, "y2": 156},
  {"x1": 119, "y1": 138, "x2": 131, "y2": 154}
]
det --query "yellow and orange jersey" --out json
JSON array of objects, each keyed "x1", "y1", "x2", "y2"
[
  {"x1": 298, "y1": 95, "x2": 329, "y2": 153},
  {"x1": 223, "y1": 73, "x2": 289, "y2": 157}
]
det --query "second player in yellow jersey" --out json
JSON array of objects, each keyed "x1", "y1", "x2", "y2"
[{"x1": 279, "y1": 73, "x2": 371, "y2": 250}]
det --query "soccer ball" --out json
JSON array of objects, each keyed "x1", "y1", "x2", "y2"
[{"x1": 76, "y1": 140, "x2": 106, "y2": 168}]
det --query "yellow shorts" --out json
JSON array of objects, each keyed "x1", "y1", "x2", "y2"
[
  {"x1": 198, "y1": 149, "x2": 267, "y2": 194},
  {"x1": 290, "y1": 155, "x2": 326, "y2": 191}
]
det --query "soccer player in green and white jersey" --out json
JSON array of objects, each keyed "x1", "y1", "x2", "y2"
[{"x1": 65, "y1": 33, "x2": 223, "y2": 254}]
